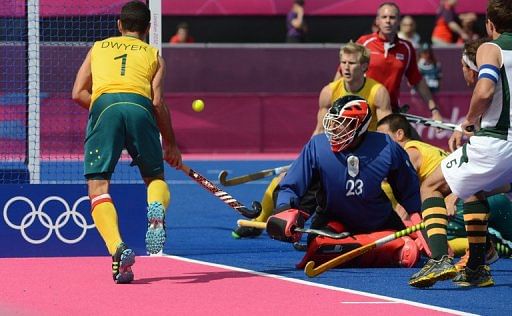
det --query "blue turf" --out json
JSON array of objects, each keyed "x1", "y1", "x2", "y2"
[{"x1": 164, "y1": 160, "x2": 512, "y2": 316}]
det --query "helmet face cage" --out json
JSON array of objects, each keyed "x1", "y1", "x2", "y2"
[
  {"x1": 323, "y1": 114, "x2": 358, "y2": 152},
  {"x1": 323, "y1": 97, "x2": 371, "y2": 152}
]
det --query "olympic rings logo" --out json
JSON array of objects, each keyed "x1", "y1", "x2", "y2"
[{"x1": 3, "y1": 196, "x2": 95, "y2": 244}]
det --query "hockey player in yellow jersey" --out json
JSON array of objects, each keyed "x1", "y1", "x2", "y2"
[
  {"x1": 312, "y1": 41, "x2": 392, "y2": 135},
  {"x1": 72, "y1": 1, "x2": 182, "y2": 283}
]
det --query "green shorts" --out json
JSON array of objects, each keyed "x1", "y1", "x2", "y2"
[{"x1": 84, "y1": 93, "x2": 163, "y2": 180}]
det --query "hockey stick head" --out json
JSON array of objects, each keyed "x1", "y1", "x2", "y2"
[
  {"x1": 304, "y1": 261, "x2": 319, "y2": 277},
  {"x1": 218, "y1": 170, "x2": 229, "y2": 185},
  {"x1": 237, "y1": 201, "x2": 262, "y2": 219}
]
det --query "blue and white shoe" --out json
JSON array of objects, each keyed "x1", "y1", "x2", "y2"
[
  {"x1": 112, "y1": 242, "x2": 135, "y2": 284},
  {"x1": 145, "y1": 201, "x2": 166, "y2": 254}
]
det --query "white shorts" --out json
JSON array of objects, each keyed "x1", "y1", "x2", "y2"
[{"x1": 441, "y1": 136, "x2": 512, "y2": 200}]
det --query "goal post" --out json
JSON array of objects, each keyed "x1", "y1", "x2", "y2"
[
  {"x1": 147, "y1": 0, "x2": 162, "y2": 53},
  {"x1": 0, "y1": 0, "x2": 162, "y2": 185}
]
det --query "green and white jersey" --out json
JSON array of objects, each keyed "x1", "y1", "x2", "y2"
[{"x1": 478, "y1": 33, "x2": 512, "y2": 140}]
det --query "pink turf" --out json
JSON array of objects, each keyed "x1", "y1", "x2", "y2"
[{"x1": 0, "y1": 256, "x2": 461, "y2": 315}]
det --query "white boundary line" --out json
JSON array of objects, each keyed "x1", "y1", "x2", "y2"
[{"x1": 155, "y1": 254, "x2": 476, "y2": 316}]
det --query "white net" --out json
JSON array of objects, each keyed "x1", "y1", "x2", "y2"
[{"x1": 0, "y1": 0, "x2": 158, "y2": 184}]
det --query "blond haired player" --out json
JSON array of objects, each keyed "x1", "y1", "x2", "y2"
[{"x1": 72, "y1": 1, "x2": 182, "y2": 284}]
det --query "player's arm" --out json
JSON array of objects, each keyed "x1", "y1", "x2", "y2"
[
  {"x1": 462, "y1": 43, "x2": 501, "y2": 130},
  {"x1": 275, "y1": 142, "x2": 315, "y2": 211},
  {"x1": 404, "y1": 146, "x2": 422, "y2": 174},
  {"x1": 413, "y1": 79, "x2": 443, "y2": 122},
  {"x1": 387, "y1": 143, "x2": 421, "y2": 215},
  {"x1": 312, "y1": 84, "x2": 332, "y2": 136},
  {"x1": 406, "y1": 45, "x2": 443, "y2": 122},
  {"x1": 374, "y1": 85, "x2": 392, "y2": 121},
  {"x1": 71, "y1": 49, "x2": 92, "y2": 110},
  {"x1": 152, "y1": 55, "x2": 182, "y2": 168}
]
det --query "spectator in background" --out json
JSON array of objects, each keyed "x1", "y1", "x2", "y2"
[
  {"x1": 346, "y1": 2, "x2": 443, "y2": 122},
  {"x1": 431, "y1": 0, "x2": 469, "y2": 45},
  {"x1": 417, "y1": 43, "x2": 442, "y2": 94},
  {"x1": 169, "y1": 22, "x2": 194, "y2": 44},
  {"x1": 457, "y1": 12, "x2": 481, "y2": 45},
  {"x1": 286, "y1": 0, "x2": 307, "y2": 43},
  {"x1": 398, "y1": 15, "x2": 421, "y2": 49}
]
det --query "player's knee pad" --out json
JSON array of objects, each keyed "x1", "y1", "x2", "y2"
[
  {"x1": 398, "y1": 236, "x2": 420, "y2": 268},
  {"x1": 296, "y1": 230, "x2": 419, "y2": 269},
  {"x1": 90, "y1": 193, "x2": 113, "y2": 211}
]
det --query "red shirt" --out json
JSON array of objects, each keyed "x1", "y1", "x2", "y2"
[
  {"x1": 170, "y1": 35, "x2": 195, "y2": 44},
  {"x1": 356, "y1": 33, "x2": 422, "y2": 110}
]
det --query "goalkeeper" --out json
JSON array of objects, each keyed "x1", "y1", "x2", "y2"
[
  {"x1": 71, "y1": 1, "x2": 181, "y2": 284},
  {"x1": 232, "y1": 42, "x2": 392, "y2": 238},
  {"x1": 265, "y1": 95, "x2": 424, "y2": 269}
]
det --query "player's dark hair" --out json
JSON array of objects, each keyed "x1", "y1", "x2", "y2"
[
  {"x1": 487, "y1": 0, "x2": 512, "y2": 33},
  {"x1": 120, "y1": 1, "x2": 151, "y2": 34},
  {"x1": 177, "y1": 22, "x2": 189, "y2": 31},
  {"x1": 377, "y1": 113, "x2": 413, "y2": 139},
  {"x1": 295, "y1": 0, "x2": 305, "y2": 6}
]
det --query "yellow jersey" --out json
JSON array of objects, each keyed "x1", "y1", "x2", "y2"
[
  {"x1": 404, "y1": 140, "x2": 447, "y2": 183},
  {"x1": 329, "y1": 77, "x2": 383, "y2": 131},
  {"x1": 90, "y1": 35, "x2": 158, "y2": 106},
  {"x1": 382, "y1": 140, "x2": 447, "y2": 210}
]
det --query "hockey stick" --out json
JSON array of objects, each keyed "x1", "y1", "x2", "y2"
[
  {"x1": 237, "y1": 219, "x2": 350, "y2": 239},
  {"x1": 402, "y1": 113, "x2": 458, "y2": 131},
  {"x1": 399, "y1": 105, "x2": 474, "y2": 132},
  {"x1": 304, "y1": 222, "x2": 425, "y2": 277},
  {"x1": 181, "y1": 164, "x2": 262, "y2": 219},
  {"x1": 219, "y1": 165, "x2": 291, "y2": 186}
]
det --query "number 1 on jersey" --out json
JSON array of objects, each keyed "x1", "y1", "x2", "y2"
[{"x1": 114, "y1": 54, "x2": 127, "y2": 76}]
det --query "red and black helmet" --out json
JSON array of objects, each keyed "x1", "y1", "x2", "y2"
[{"x1": 322, "y1": 95, "x2": 372, "y2": 152}]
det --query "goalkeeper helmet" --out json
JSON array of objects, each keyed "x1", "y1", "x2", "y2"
[{"x1": 323, "y1": 95, "x2": 372, "y2": 152}]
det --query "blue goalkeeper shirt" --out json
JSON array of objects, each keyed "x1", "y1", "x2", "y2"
[{"x1": 276, "y1": 132, "x2": 420, "y2": 231}]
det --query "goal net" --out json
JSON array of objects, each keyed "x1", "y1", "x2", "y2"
[{"x1": 0, "y1": 0, "x2": 161, "y2": 184}]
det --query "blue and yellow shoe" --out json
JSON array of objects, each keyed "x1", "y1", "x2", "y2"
[
  {"x1": 409, "y1": 255, "x2": 457, "y2": 288},
  {"x1": 112, "y1": 242, "x2": 135, "y2": 284},
  {"x1": 145, "y1": 201, "x2": 166, "y2": 254},
  {"x1": 453, "y1": 265, "x2": 494, "y2": 287}
]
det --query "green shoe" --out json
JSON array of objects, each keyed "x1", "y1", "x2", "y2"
[
  {"x1": 232, "y1": 226, "x2": 263, "y2": 239},
  {"x1": 112, "y1": 243, "x2": 135, "y2": 284},
  {"x1": 453, "y1": 265, "x2": 494, "y2": 287},
  {"x1": 409, "y1": 255, "x2": 457, "y2": 288}
]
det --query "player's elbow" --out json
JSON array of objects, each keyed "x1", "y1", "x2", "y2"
[{"x1": 71, "y1": 90, "x2": 81, "y2": 103}]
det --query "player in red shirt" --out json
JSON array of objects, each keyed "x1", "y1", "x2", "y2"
[{"x1": 335, "y1": 3, "x2": 442, "y2": 122}]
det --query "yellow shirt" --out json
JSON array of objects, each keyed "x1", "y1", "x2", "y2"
[
  {"x1": 404, "y1": 140, "x2": 447, "y2": 183},
  {"x1": 382, "y1": 140, "x2": 447, "y2": 209},
  {"x1": 329, "y1": 77, "x2": 383, "y2": 131},
  {"x1": 90, "y1": 35, "x2": 158, "y2": 106}
]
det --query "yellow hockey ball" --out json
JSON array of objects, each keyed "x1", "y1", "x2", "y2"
[{"x1": 192, "y1": 99, "x2": 205, "y2": 112}]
